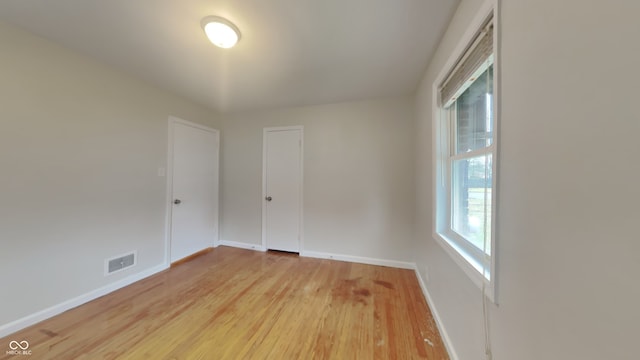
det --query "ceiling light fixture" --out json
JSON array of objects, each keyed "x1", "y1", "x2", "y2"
[{"x1": 201, "y1": 16, "x2": 240, "y2": 49}]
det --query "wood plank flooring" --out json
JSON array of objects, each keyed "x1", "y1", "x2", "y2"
[{"x1": 1, "y1": 246, "x2": 449, "y2": 359}]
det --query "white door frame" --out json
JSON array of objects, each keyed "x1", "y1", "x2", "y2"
[
  {"x1": 262, "y1": 126, "x2": 304, "y2": 252},
  {"x1": 165, "y1": 116, "x2": 220, "y2": 266}
]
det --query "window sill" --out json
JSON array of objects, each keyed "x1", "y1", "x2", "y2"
[{"x1": 432, "y1": 231, "x2": 496, "y2": 303}]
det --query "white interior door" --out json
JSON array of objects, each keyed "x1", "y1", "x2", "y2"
[
  {"x1": 169, "y1": 118, "x2": 219, "y2": 263},
  {"x1": 263, "y1": 126, "x2": 303, "y2": 252}
]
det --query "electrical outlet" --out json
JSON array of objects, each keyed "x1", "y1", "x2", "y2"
[{"x1": 423, "y1": 265, "x2": 430, "y2": 282}]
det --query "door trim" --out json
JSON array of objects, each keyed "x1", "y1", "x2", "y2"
[
  {"x1": 262, "y1": 126, "x2": 304, "y2": 252},
  {"x1": 165, "y1": 116, "x2": 220, "y2": 267}
]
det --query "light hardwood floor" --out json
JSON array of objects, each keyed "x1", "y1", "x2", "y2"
[{"x1": 1, "y1": 246, "x2": 449, "y2": 359}]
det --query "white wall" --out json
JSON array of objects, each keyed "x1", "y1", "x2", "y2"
[
  {"x1": 415, "y1": 0, "x2": 640, "y2": 359},
  {"x1": 220, "y1": 97, "x2": 415, "y2": 262},
  {"x1": 0, "y1": 22, "x2": 220, "y2": 329}
]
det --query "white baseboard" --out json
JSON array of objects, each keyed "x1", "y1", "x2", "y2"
[
  {"x1": 218, "y1": 240, "x2": 266, "y2": 252},
  {"x1": 301, "y1": 250, "x2": 415, "y2": 269},
  {"x1": 414, "y1": 267, "x2": 459, "y2": 360},
  {"x1": 0, "y1": 263, "x2": 168, "y2": 338}
]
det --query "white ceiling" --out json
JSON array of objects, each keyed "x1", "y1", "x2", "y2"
[{"x1": 0, "y1": 0, "x2": 459, "y2": 113}]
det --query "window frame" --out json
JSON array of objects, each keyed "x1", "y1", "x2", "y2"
[{"x1": 432, "y1": 0, "x2": 498, "y2": 302}]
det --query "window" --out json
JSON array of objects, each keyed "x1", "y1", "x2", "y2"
[{"x1": 434, "y1": 11, "x2": 496, "y2": 299}]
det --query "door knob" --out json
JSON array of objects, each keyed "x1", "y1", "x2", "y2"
[
  {"x1": 174, "y1": 199, "x2": 182, "y2": 205},
  {"x1": 265, "y1": 196, "x2": 272, "y2": 201}
]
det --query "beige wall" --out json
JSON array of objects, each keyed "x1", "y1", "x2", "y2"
[
  {"x1": 415, "y1": 0, "x2": 640, "y2": 359},
  {"x1": 220, "y1": 97, "x2": 415, "y2": 261},
  {"x1": 0, "y1": 22, "x2": 220, "y2": 327}
]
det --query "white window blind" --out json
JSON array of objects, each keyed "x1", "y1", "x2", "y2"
[{"x1": 440, "y1": 19, "x2": 494, "y2": 107}]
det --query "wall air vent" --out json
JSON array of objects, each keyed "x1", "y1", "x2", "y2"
[{"x1": 105, "y1": 251, "x2": 136, "y2": 275}]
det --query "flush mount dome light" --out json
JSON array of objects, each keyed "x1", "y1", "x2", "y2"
[{"x1": 201, "y1": 16, "x2": 240, "y2": 48}]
